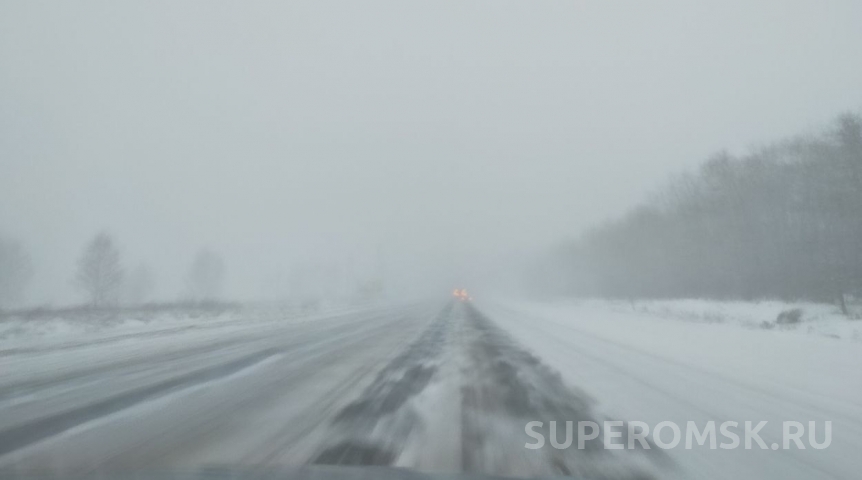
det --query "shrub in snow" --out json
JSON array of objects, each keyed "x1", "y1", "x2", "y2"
[{"x1": 776, "y1": 308, "x2": 803, "y2": 325}]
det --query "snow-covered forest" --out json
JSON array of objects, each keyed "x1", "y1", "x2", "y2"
[{"x1": 535, "y1": 113, "x2": 862, "y2": 313}]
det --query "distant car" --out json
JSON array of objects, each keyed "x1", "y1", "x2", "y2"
[{"x1": 453, "y1": 289, "x2": 471, "y2": 301}]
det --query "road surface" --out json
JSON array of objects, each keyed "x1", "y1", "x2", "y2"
[{"x1": 1, "y1": 301, "x2": 857, "y2": 479}]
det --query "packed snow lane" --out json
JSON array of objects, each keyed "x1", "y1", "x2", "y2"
[
  {"x1": 0, "y1": 303, "x2": 440, "y2": 473},
  {"x1": 308, "y1": 302, "x2": 665, "y2": 479}
]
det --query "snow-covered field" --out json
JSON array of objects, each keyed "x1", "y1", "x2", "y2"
[
  {"x1": 484, "y1": 298, "x2": 862, "y2": 480},
  {"x1": 621, "y1": 298, "x2": 862, "y2": 341}
]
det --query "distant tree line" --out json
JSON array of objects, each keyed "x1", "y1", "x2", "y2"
[
  {"x1": 72, "y1": 233, "x2": 226, "y2": 308},
  {"x1": 0, "y1": 230, "x2": 225, "y2": 310},
  {"x1": 536, "y1": 112, "x2": 862, "y2": 314}
]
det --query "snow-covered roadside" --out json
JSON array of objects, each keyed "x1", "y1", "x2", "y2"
[
  {"x1": 0, "y1": 309, "x2": 240, "y2": 345},
  {"x1": 605, "y1": 298, "x2": 861, "y2": 341},
  {"x1": 487, "y1": 298, "x2": 862, "y2": 416},
  {"x1": 482, "y1": 299, "x2": 862, "y2": 480},
  {"x1": 0, "y1": 301, "x2": 389, "y2": 351}
]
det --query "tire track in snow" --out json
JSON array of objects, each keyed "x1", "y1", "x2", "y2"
[
  {"x1": 0, "y1": 312, "x2": 410, "y2": 461},
  {"x1": 0, "y1": 348, "x2": 282, "y2": 458},
  {"x1": 309, "y1": 302, "x2": 666, "y2": 479},
  {"x1": 311, "y1": 302, "x2": 455, "y2": 466}
]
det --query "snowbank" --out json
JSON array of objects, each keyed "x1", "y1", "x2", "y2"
[
  {"x1": 0, "y1": 301, "x2": 379, "y2": 349},
  {"x1": 584, "y1": 297, "x2": 861, "y2": 342}
]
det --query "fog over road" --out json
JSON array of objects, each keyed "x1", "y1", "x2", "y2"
[{"x1": 1, "y1": 302, "x2": 858, "y2": 480}]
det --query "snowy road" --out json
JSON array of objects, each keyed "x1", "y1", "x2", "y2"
[
  {"x1": 0, "y1": 304, "x2": 437, "y2": 473},
  {"x1": 1, "y1": 300, "x2": 859, "y2": 479}
]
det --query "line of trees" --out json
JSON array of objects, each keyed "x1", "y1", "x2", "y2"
[
  {"x1": 73, "y1": 233, "x2": 227, "y2": 308},
  {"x1": 0, "y1": 231, "x2": 226, "y2": 309},
  {"x1": 536, "y1": 112, "x2": 862, "y2": 314}
]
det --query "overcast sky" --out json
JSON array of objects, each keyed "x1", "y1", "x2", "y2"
[{"x1": 2, "y1": 1, "x2": 862, "y2": 304}]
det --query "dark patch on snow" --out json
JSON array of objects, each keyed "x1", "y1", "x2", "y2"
[
  {"x1": 776, "y1": 308, "x2": 803, "y2": 325},
  {"x1": 332, "y1": 303, "x2": 451, "y2": 427},
  {"x1": 313, "y1": 441, "x2": 397, "y2": 466},
  {"x1": 334, "y1": 364, "x2": 437, "y2": 423}
]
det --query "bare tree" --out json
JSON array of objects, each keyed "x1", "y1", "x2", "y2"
[
  {"x1": 75, "y1": 233, "x2": 124, "y2": 307},
  {"x1": 187, "y1": 249, "x2": 225, "y2": 302},
  {"x1": 0, "y1": 235, "x2": 32, "y2": 309},
  {"x1": 123, "y1": 264, "x2": 155, "y2": 305}
]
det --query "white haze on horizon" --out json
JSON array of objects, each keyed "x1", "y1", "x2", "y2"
[{"x1": 2, "y1": 1, "x2": 862, "y2": 305}]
